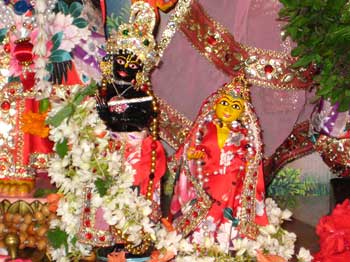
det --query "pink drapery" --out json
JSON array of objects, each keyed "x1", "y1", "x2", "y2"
[{"x1": 152, "y1": 0, "x2": 315, "y2": 156}]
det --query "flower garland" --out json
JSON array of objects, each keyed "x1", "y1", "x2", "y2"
[
  {"x1": 46, "y1": 85, "x2": 313, "y2": 262},
  {"x1": 47, "y1": 86, "x2": 159, "y2": 261},
  {"x1": 32, "y1": 0, "x2": 57, "y2": 99}
]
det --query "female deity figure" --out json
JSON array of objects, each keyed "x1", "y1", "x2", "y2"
[
  {"x1": 78, "y1": 1, "x2": 166, "y2": 250},
  {"x1": 170, "y1": 76, "x2": 268, "y2": 247}
]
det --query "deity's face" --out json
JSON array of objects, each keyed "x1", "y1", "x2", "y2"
[
  {"x1": 112, "y1": 50, "x2": 143, "y2": 82},
  {"x1": 214, "y1": 95, "x2": 244, "y2": 124}
]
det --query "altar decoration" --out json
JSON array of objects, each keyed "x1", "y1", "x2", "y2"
[
  {"x1": 45, "y1": 83, "x2": 188, "y2": 261},
  {"x1": 313, "y1": 199, "x2": 350, "y2": 262},
  {"x1": 0, "y1": 0, "x2": 94, "y2": 197},
  {"x1": 45, "y1": 82, "x2": 311, "y2": 262},
  {"x1": 0, "y1": 199, "x2": 57, "y2": 255}
]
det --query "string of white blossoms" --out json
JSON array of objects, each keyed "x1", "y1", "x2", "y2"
[
  {"x1": 46, "y1": 90, "x2": 193, "y2": 261},
  {"x1": 33, "y1": 0, "x2": 57, "y2": 99},
  {"x1": 47, "y1": 87, "x2": 312, "y2": 262}
]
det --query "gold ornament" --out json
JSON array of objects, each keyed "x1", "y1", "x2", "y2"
[{"x1": 105, "y1": 2, "x2": 159, "y2": 71}]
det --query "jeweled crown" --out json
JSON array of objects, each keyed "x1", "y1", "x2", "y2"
[
  {"x1": 221, "y1": 75, "x2": 250, "y2": 101},
  {"x1": 105, "y1": 1, "x2": 158, "y2": 70}
]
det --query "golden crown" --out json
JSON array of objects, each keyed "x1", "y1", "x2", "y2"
[
  {"x1": 220, "y1": 75, "x2": 251, "y2": 101},
  {"x1": 106, "y1": 1, "x2": 159, "y2": 70}
]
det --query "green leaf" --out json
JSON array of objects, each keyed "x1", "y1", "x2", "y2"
[
  {"x1": 56, "y1": 138, "x2": 68, "y2": 159},
  {"x1": 0, "y1": 28, "x2": 8, "y2": 43},
  {"x1": 71, "y1": 236, "x2": 78, "y2": 246},
  {"x1": 46, "y1": 63, "x2": 53, "y2": 73},
  {"x1": 47, "y1": 228, "x2": 69, "y2": 251},
  {"x1": 52, "y1": 32, "x2": 63, "y2": 51},
  {"x1": 95, "y1": 178, "x2": 109, "y2": 197},
  {"x1": 46, "y1": 103, "x2": 74, "y2": 127},
  {"x1": 50, "y1": 49, "x2": 72, "y2": 63},
  {"x1": 33, "y1": 188, "x2": 58, "y2": 198},
  {"x1": 224, "y1": 207, "x2": 234, "y2": 221},
  {"x1": 292, "y1": 54, "x2": 315, "y2": 68},
  {"x1": 291, "y1": 46, "x2": 304, "y2": 57},
  {"x1": 39, "y1": 98, "x2": 50, "y2": 113},
  {"x1": 73, "y1": 80, "x2": 98, "y2": 105},
  {"x1": 338, "y1": 96, "x2": 350, "y2": 112},
  {"x1": 73, "y1": 18, "x2": 88, "y2": 28},
  {"x1": 69, "y1": 2, "x2": 83, "y2": 18},
  {"x1": 57, "y1": 1, "x2": 69, "y2": 15}
]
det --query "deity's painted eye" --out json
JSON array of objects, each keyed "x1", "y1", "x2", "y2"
[
  {"x1": 116, "y1": 58, "x2": 126, "y2": 65},
  {"x1": 129, "y1": 63, "x2": 139, "y2": 70},
  {"x1": 220, "y1": 100, "x2": 229, "y2": 106},
  {"x1": 232, "y1": 104, "x2": 241, "y2": 110}
]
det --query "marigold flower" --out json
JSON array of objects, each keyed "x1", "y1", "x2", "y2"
[{"x1": 21, "y1": 110, "x2": 50, "y2": 138}]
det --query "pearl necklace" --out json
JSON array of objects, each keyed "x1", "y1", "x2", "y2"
[{"x1": 192, "y1": 113, "x2": 245, "y2": 185}]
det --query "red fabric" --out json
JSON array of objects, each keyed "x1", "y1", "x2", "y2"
[
  {"x1": 171, "y1": 121, "x2": 268, "y2": 229},
  {"x1": 313, "y1": 199, "x2": 350, "y2": 262},
  {"x1": 20, "y1": 72, "x2": 36, "y2": 91},
  {"x1": 61, "y1": 62, "x2": 83, "y2": 86},
  {"x1": 100, "y1": 0, "x2": 106, "y2": 25},
  {"x1": 133, "y1": 136, "x2": 166, "y2": 196}
]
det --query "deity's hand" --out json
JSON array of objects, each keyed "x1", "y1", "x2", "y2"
[{"x1": 187, "y1": 147, "x2": 205, "y2": 160}]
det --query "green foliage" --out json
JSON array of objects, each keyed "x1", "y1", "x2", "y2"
[
  {"x1": 73, "y1": 18, "x2": 88, "y2": 29},
  {"x1": 69, "y1": 2, "x2": 83, "y2": 18},
  {"x1": 50, "y1": 49, "x2": 72, "y2": 63},
  {"x1": 47, "y1": 227, "x2": 69, "y2": 252},
  {"x1": 39, "y1": 98, "x2": 50, "y2": 113},
  {"x1": 52, "y1": 32, "x2": 63, "y2": 51},
  {"x1": 279, "y1": 0, "x2": 350, "y2": 111},
  {"x1": 57, "y1": 1, "x2": 69, "y2": 15},
  {"x1": 106, "y1": 3, "x2": 131, "y2": 35},
  {"x1": 33, "y1": 188, "x2": 58, "y2": 198},
  {"x1": 95, "y1": 177, "x2": 113, "y2": 197},
  {"x1": 267, "y1": 168, "x2": 317, "y2": 209},
  {"x1": 0, "y1": 28, "x2": 8, "y2": 43},
  {"x1": 46, "y1": 80, "x2": 98, "y2": 127},
  {"x1": 56, "y1": 138, "x2": 68, "y2": 159}
]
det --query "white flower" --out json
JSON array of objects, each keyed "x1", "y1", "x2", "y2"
[
  {"x1": 259, "y1": 224, "x2": 277, "y2": 235},
  {"x1": 297, "y1": 247, "x2": 313, "y2": 262},
  {"x1": 232, "y1": 237, "x2": 260, "y2": 257},
  {"x1": 281, "y1": 209, "x2": 293, "y2": 221}
]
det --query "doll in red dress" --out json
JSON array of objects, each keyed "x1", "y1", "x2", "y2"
[{"x1": 170, "y1": 76, "x2": 268, "y2": 248}]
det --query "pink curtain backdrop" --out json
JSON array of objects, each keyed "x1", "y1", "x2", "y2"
[{"x1": 152, "y1": 0, "x2": 315, "y2": 156}]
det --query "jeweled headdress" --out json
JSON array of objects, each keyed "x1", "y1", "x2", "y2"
[
  {"x1": 219, "y1": 74, "x2": 251, "y2": 102},
  {"x1": 105, "y1": 1, "x2": 159, "y2": 71}
]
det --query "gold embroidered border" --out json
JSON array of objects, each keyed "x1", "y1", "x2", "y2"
[
  {"x1": 173, "y1": 163, "x2": 212, "y2": 237},
  {"x1": 157, "y1": 96, "x2": 193, "y2": 149},
  {"x1": 180, "y1": 0, "x2": 313, "y2": 91},
  {"x1": 157, "y1": 0, "x2": 193, "y2": 59},
  {"x1": 315, "y1": 135, "x2": 350, "y2": 170}
]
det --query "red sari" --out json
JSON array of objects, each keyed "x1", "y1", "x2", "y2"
[{"x1": 170, "y1": 120, "x2": 268, "y2": 240}]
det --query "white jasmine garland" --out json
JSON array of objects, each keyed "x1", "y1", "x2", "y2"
[{"x1": 48, "y1": 89, "x2": 312, "y2": 262}]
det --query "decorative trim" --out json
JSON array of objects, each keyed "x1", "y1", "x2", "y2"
[
  {"x1": 78, "y1": 187, "x2": 114, "y2": 247},
  {"x1": 157, "y1": 96, "x2": 193, "y2": 149},
  {"x1": 157, "y1": 0, "x2": 193, "y2": 59},
  {"x1": 315, "y1": 134, "x2": 350, "y2": 175},
  {"x1": 263, "y1": 121, "x2": 315, "y2": 185},
  {"x1": 173, "y1": 163, "x2": 212, "y2": 237},
  {"x1": 180, "y1": 0, "x2": 314, "y2": 91}
]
